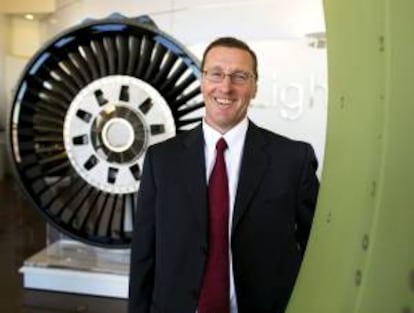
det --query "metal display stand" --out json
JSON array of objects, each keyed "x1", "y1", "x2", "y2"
[{"x1": 20, "y1": 226, "x2": 130, "y2": 299}]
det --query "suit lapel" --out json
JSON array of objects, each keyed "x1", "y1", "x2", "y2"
[
  {"x1": 178, "y1": 122, "x2": 269, "y2": 241},
  {"x1": 181, "y1": 125, "x2": 208, "y2": 244},
  {"x1": 232, "y1": 122, "x2": 269, "y2": 235}
]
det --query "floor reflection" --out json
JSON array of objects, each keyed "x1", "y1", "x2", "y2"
[
  {"x1": 0, "y1": 176, "x2": 46, "y2": 313},
  {"x1": 0, "y1": 176, "x2": 127, "y2": 313}
]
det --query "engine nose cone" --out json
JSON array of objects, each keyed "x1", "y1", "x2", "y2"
[{"x1": 102, "y1": 118, "x2": 135, "y2": 153}]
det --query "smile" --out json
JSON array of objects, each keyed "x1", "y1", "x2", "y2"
[{"x1": 215, "y1": 97, "x2": 233, "y2": 105}]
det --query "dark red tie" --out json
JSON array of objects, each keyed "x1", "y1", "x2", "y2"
[{"x1": 198, "y1": 138, "x2": 230, "y2": 313}]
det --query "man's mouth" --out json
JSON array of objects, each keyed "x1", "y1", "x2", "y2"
[{"x1": 215, "y1": 97, "x2": 233, "y2": 105}]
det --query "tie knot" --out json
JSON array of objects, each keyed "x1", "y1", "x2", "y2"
[{"x1": 216, "y1": 138, "x2": 227, "y2": 153}]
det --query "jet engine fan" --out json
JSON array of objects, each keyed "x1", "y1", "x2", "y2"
[{"x1": 7, "y1": 15, "x2": 204, "y2": 248}]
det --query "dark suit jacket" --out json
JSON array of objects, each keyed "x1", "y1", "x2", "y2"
[{"x1": 128, "y1": 121, "x2": 319, "y2": 313}]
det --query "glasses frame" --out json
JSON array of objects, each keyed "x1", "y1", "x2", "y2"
[{"x1": 202, "y1": 69, "x2": 256, "y2": 85}]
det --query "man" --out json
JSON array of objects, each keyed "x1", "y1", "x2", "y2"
[{"x1": 128, "y1": 37, "x2": 319, "y2": 313}]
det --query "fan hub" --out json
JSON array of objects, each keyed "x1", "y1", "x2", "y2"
[
  {"x1": 63, "y1": 75, "x2": 176, "y2": 194},
  {"x1": 102, "y1": 117, "x2": 135, "y2": 153}
]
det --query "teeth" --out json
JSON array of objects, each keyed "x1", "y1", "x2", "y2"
[{"x1": 216, "y1": 98, "x2": 232, "y2": 104}]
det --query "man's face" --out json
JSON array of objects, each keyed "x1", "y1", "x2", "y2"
[{"x1": 201, "y1": 46, "x2": 257, "y2": 134}]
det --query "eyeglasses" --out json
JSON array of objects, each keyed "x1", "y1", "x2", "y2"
[{"x1": 202, "y1": 70, "x2": 255, "y2": 85}]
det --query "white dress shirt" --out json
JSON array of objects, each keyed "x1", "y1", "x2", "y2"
[{"x1": 202, "y1": 117, "x2": 248, "y2": 313}]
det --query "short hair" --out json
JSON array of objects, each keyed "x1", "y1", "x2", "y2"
[{"x1": 201, "y1": 37, "x2": 258, "y2": 81}]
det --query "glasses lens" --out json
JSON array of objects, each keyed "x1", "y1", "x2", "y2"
[
  {"x1": 206, "y1": 71, "x2": 223, "y2": 82},
  {"x1": 231, "y1": 72, "x2": 249, "y2": 84},
  {"x1": 203, "y1": 70, "x2": 253, "y2": 84}
]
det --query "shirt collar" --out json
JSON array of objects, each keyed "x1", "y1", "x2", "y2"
[{"x1": 202, "y1": 118, "x2": 249, "y2": 150}]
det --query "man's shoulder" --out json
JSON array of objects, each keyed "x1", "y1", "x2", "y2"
[{"x1": 250, "y1": 123, "x2": 315, "y2": 159}]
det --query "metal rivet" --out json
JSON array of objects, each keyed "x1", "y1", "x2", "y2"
[
  {"x1": 379, "y1": 35, "x2": 385, "y2": 52},
  {"x1": 370, "y1": 181, "x2": 377, "y2": 197},
  {"x1": 339, "y1": 96, "x2": 345, "y2": 109},
  {"x1": 362, "y1": 234, "x2": 369, "y2": 251},
  {"x1": 355, "y1": 270, "x2": 362, "y2": 286},
  {"x1": 410, "y1": 270, "x2": 414, "y2": 292},
  {"x1": 326, "y1": 212, "x2": 332, "y2": 224}
]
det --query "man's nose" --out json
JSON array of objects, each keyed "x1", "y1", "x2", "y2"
[{"x1": 219, "y1": 75, "x2": 234, "y2": 90}]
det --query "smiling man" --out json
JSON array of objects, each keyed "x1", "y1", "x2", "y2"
[
  {"x1": 201, "y1": 42, "x2": 257, "y2": 134},
  {"x1": 128, "y1": 37, "x2": 320, "y2": 313}
]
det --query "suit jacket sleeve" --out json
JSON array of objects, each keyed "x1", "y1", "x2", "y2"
[
  {"x1": 296, "y1": 143, "x2": 319, "y2": 253},
  {"x1": 128, "y1": 146, "x2": 156, "y2": 313}
]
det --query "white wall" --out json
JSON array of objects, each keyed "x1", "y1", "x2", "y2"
[
  {"x1": 9, "y1": 0, "x2": 327, "y2": 174},
  {"x1": 2, "y1": 16, "x2": 41, "y2": 129},
  {"x1": 0, "y1": 14, "x2": 42, "y2": 178},
  {"x1": 43, "y1": 0, "x2": 325, "y2": 45}
]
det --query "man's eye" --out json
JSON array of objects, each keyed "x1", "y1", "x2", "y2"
[
  {"x1": 210, "y1": 72, "x2": 223, "y2": 78},
  {"x1": 232, "y1": 73, "x2": 248, "y2": 82}
]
